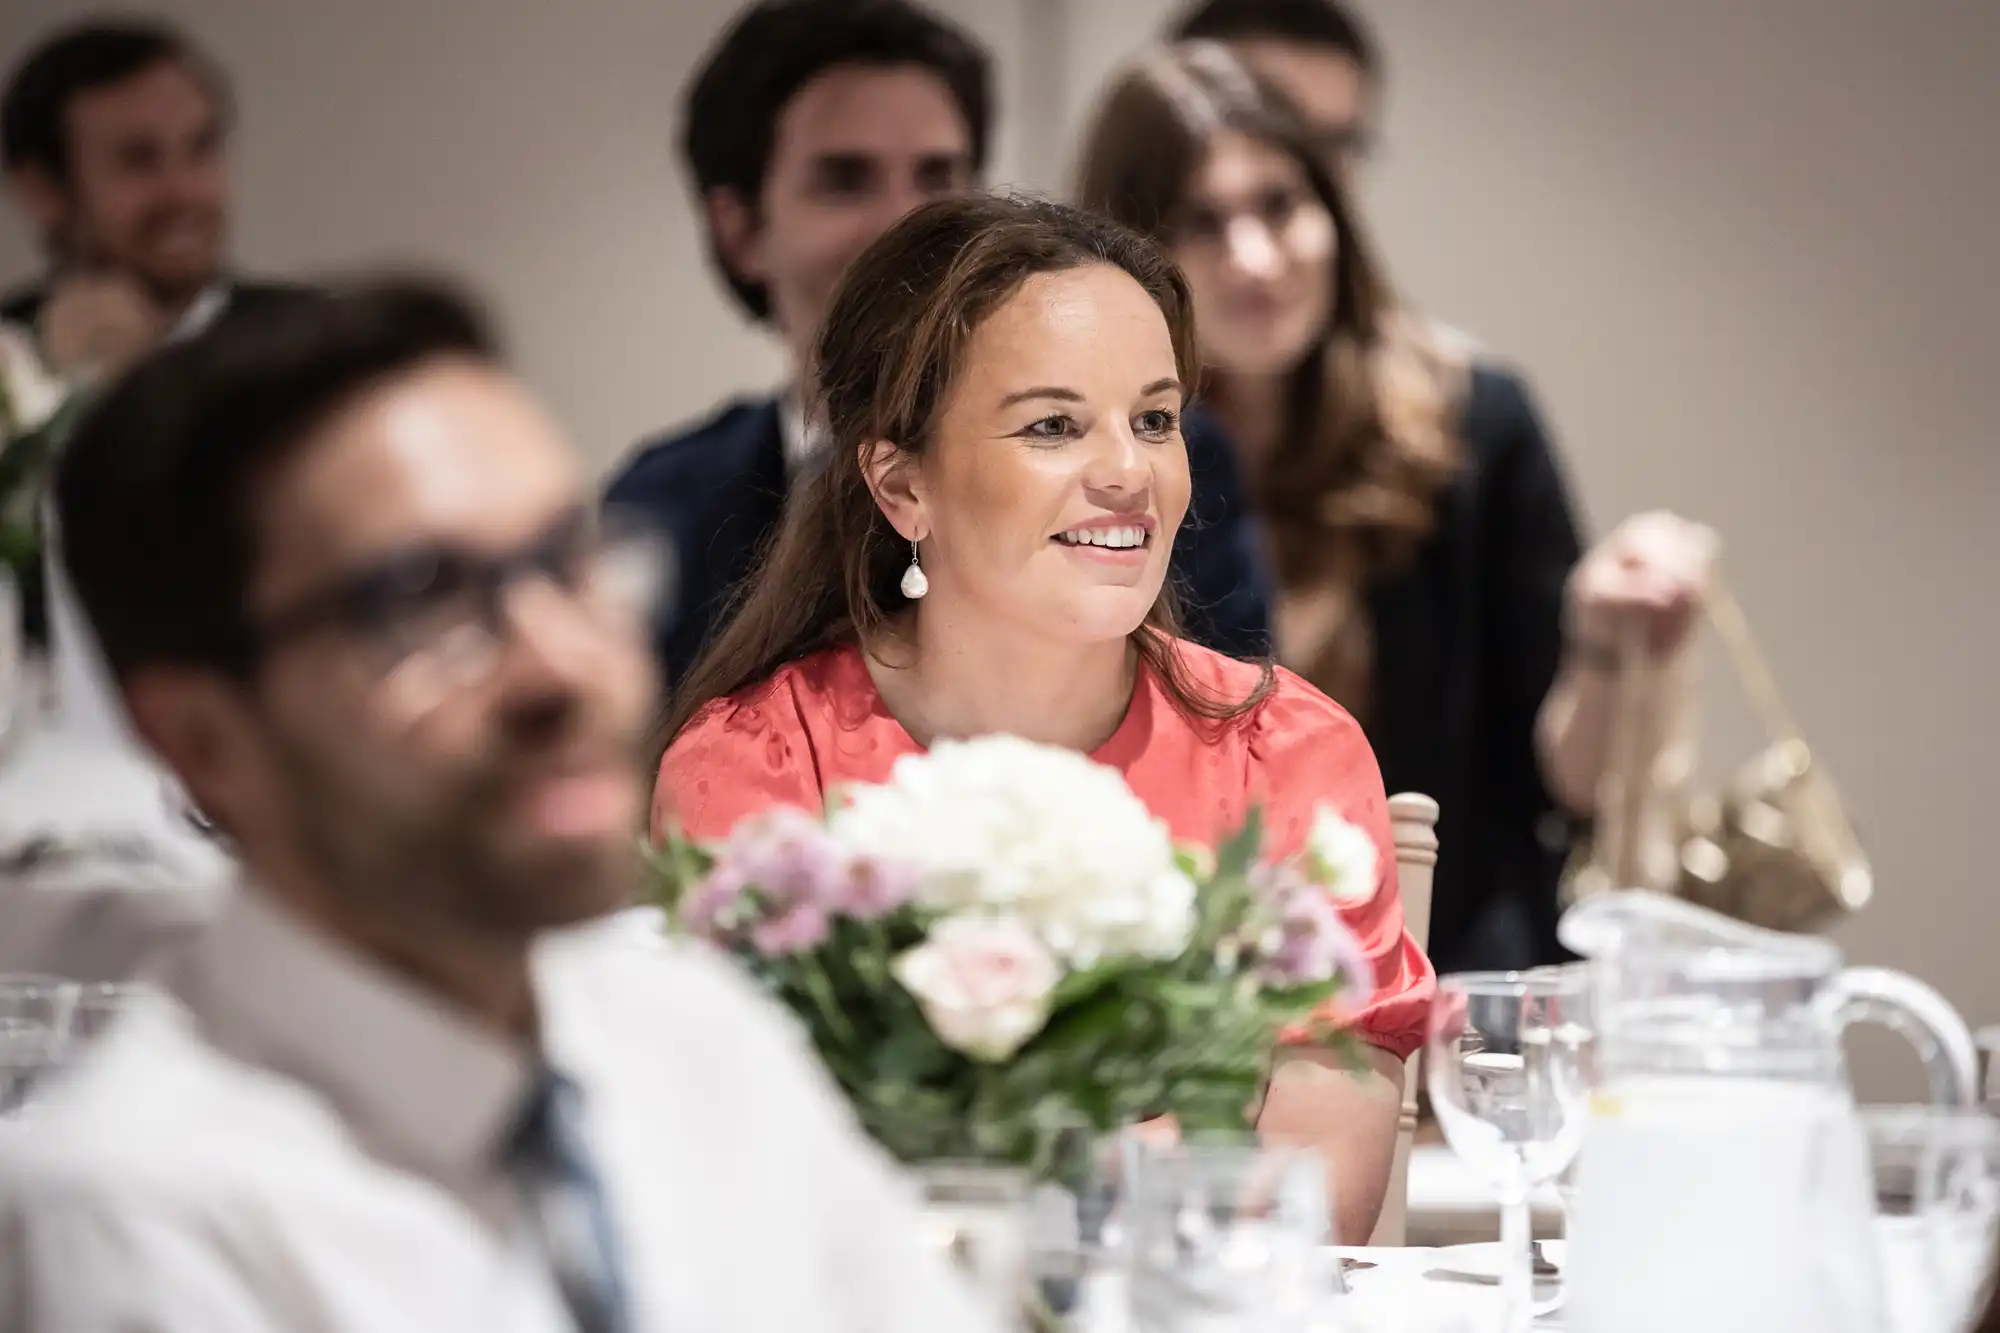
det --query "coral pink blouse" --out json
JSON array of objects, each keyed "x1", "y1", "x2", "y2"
[{"x1": 656, "y1": 639, "x2": 1435, "y2": 1060}]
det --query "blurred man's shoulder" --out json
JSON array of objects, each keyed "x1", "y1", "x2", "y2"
[
  {"x1": 545, "y1": 918, "x2": 823, "y2": 1087},
  {"x1": 0, "y1": 998, "x2": 340, "y2": 1215}
]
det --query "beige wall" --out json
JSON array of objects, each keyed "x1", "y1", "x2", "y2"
[
  {"x1": 4, "y1": 3, "x2": 1996, "y2": 1086},
  {"x1": 0, "y1": 0, "x2": 1038, "y2": 464}
]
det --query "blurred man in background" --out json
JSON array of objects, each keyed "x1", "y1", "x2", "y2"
[
  {"x1": 0, "y1": 280, "x2": 988, "y2": 1332},
  {"x1": 1, "y1": 17, "x2": 310, "y2": 377},
  {"x1": 608, "y1": 0, "x2": 1271, "y2": 686},
  {"x1": 1171, "y1": 0, "x2": 1383, "y2": 185}
]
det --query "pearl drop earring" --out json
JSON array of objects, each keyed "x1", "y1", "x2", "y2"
[{"x1": 900, "y1": 539, "x2": 929, "y2": 599}]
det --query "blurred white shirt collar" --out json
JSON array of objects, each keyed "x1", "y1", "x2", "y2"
[
  {"x1": 179, "y1": 890, "x2": 533, "y2": 1179},
  {"x1": 166, "y1": 282, "x2": 230, "y2": 344},
  {"x1": 0, "y1": 889, "x2": 992, "y2": 1333},
  {"x1": 777, "y1": 390, "x2": 829, "y2": 476}
]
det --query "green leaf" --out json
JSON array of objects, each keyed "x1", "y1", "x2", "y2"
[
  {"x1": 1213, "y1": 806, "x2": 1265, "y2": 882},
  {"x1": 1048, "y1": 956, "x2": 1148, "y2": 1011},
  {"x1": 867, "y1": 1017, "x2": 958, "y2": 1085}
]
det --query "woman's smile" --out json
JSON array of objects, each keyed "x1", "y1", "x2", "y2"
[{"x1": 1052, "y1": 514, "x2": 1157, "y2": 565}]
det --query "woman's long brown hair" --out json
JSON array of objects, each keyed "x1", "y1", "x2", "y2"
[
  {"x1": 659, "y1": 193, "x2": 1273, "y2": 748},
  {"x1": 1075, "y1": 42, "x2": 1463, "y2": 717}
]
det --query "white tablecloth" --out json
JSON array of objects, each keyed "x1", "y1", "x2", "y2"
[{"x1": 1084, "y1": 1244, "x2": 1564, "y2": 1332}]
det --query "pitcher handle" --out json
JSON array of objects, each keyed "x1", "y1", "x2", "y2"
[{"x1": 1820, "y1": 966, "x2": 1979, "y2": 1107}]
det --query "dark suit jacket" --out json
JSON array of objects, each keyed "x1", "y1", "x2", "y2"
[
  {"x1": 605, "y1": 396, "x2": 1275, "y2": 685},
  {"x1": 0, "y1": 277, "x2": 318, "y2": 344}
]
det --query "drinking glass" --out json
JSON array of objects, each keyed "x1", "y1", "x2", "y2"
[
  {"x1": 1863, "y1": 1106, "x2": 2000, "y2": 1333},
  {"x1": 915, "y1": 1162, "x2": 1033, "y2": 1324},
  {"x1": 0, "y1": 563, "x2": 20, "y2": 753},
  {"x1": 1123, "y1": 1134, "x2": 1334, "y2": 1333},
  {"x1": 1526, "y1": 962, "x2": 1599, "y2": 1228},
  {"x1": 1428, "y1": 969, "x2": 1592, "y2": 1332},
  {"x1": 0, "y1": 975, "x2": 76, "y2": 1119},
  {"x1": 1975, "y1": 1026, "x2": 2000, "y2": 1114},
  {"x1": 69, "y1": 982, "x2": 147, "y2": 1048}
]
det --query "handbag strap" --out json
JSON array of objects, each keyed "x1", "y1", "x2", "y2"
[
  {"x1": 1705, "y1": 573, "x2": 1872, "y2": 897},
  {"x1": 1598, "y1": 615, "x2": 1678, "y2": 890},
  {"x1": 1703, "y1": 572, "x2": 1805, "y2": 746}
]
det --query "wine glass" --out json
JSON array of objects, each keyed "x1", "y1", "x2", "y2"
[
  {"x1": 1863, "y1": 1106, "x2": 2000, "y2": 1333},
  {"x1": 1526, "y1": 962, "x2": 1599, "y2": 1228},
  {"x1": 1428, "y1": 969, "x2": 1593, "y2": 1332},
  {"x1": 0, "y1": 975, "x2": 76, "y2": 1120}
]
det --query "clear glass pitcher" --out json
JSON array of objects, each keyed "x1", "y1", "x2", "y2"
[
  {"x1": 1558, "y1": 890, "x2": 1976, "y2": 1103},
  {"x1": 1556, "y1": 891, "x2": 1978, "y2": 1333}
]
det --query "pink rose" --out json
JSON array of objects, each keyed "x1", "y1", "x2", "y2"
[{"x1": 893, "y1": 915, "x2": 1061, "y2": 1061}]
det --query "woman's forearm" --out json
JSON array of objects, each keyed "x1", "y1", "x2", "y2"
[
  {"x1": 1257, "y1": 1042, "x2": 1406, "y2": 1244},
  {"x1": 1536, "y1": 659, "x2": 1624, "y2": 815}
]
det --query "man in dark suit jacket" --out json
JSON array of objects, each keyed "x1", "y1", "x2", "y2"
[
  {"x1": 607, "y1": 0, "x2": 1273, "y2": 686},
  {"x1": 1, "y1": 18, "x2": 313, "y2": 366}
]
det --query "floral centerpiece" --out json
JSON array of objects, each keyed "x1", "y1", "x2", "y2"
[
  {"x1": 0, "y1": 324, "x2": 87, "y2": 644},
  {"x1": 650, "y1": 733, "x2": 1380, "y2": 1171}
]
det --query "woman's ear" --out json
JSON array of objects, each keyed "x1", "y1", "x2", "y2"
[{"x1": 859, "y1": 439, "x2": 928, "y2": 542}]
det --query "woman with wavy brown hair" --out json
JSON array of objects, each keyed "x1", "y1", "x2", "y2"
[
  {"x1": 653, "y1": 192, "x2": 1434, "y2": 1242},
  {"x1": 1076, "y1": 43, "x2": 1713, "y2": 972}
]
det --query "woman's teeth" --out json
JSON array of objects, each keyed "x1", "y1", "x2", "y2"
[{"x1": 1056, "y1": 526, "x2": 1148, "y2": 549}]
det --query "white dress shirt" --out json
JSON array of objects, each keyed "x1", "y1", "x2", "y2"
[
  {"x1": 0, "y1": 891, "x2": 993, "y2": 1333},
  {"x1": 776, "y1": 390, "x2": 829, "y2": 478}
]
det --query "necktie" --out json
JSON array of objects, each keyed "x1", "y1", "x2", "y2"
[{"x1": 504, "y1": 1070, "x2": 634, "y2": 1333}]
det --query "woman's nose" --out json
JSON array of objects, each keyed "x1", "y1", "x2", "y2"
[
  {"x1": 1083, "y1": 419, "x2": 1149, "y2": 493},
  {"x1": 1223, "y1": 216, "x2": 1283, "y2": 280}
]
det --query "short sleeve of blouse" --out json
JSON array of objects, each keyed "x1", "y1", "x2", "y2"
[{"x1": 1247, "y1": 669, "x2": 1437, "y2": 1061}]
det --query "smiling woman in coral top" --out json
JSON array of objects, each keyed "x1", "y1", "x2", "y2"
[{"x1": 652, "y1": 193, "x2": 1433, "y2": 1243}]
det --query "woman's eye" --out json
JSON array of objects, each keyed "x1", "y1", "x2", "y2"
[
  {"x1": 1020, "y1": 415, "x2": 1077, "y2": 442},
  {"x1": 1259, "y1": 188, "x2": 1299, "y2": 227},
  {"x1": 1178, "y1": 208, "x2": 1224, "y2": 244},
  {"x1": 1135, "y1": 409, "x2": 1179, "y2": 437}
]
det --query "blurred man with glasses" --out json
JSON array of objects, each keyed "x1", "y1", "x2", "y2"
[{"x1": 0, "y1": 280, "x2": 989, "y2": 1333}]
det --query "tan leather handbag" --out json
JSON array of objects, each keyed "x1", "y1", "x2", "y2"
[{"x1": 1560, "y1": 574, "x2": 1873, "y2": 932}]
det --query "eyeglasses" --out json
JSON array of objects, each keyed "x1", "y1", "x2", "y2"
[{"x1": 245, "y1": 511, "x2": 670, "y2": 686}]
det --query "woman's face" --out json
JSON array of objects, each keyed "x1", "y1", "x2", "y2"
[
  {"x1": 1171, "y1": 130, "x2": 1336, "y2": 378},
  {"x1": 879, "y1": 264, "x2": 1190, "y2": 647}
]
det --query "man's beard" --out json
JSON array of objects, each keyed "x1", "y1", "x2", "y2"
[
  {"x1": 265, "y1": 732, "x2": 643, "y2": 943},
  {"x1": 53, "y1": 209, "x2": 224, "y2": 312}
]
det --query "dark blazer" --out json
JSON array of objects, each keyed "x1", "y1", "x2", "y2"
[
  {"x1": 1200, "y1": 361, "x2": 1584, "y2": 972},
  {"x1": 0, "y1": 277, "x2": 318, "y2": 344},
  {"x1": 605, "y1": 396, "x2": 1275, "y2": 686}
]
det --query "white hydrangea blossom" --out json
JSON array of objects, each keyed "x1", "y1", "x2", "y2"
[
  {"x1": 1304, "y1": 805, "x2": 1381, "y2": 905},
  {"x1": 833, "y1": 734, "x2": 1196, "y2": 967}
]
